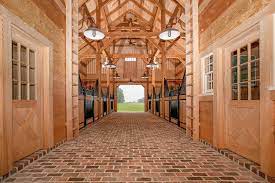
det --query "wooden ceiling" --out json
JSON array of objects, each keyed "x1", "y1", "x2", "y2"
[{"x1": 78, "y1": 0, "x2": 186, "y2": 63}]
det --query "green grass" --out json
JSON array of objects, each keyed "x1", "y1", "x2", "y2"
[{"x1": 117, "y1": 102, "x2": 144, "y2": 112}]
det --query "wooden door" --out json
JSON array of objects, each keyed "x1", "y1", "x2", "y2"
[
  {"x1": 12, "y1": 101, "x2": 42, "y2": 161},
  {"x1": 11, "y1": 39, "x2": 43, "y2": 161},
  {"x1": 225, "y1": 38, "x2": 260, "y2": 163}
]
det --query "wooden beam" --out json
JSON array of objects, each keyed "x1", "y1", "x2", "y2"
[
  {"x1": 105, "y1": 31, "x2": 159, "y2": 38},
  {"x1": 167, "y1": 5, "x2": 181, "y2": 27},
  {"x1": 151, "y1": 6, "x2": 159, "y2": 32},
  {"x1": 172, "y1": 0, "x2": 184, "y2": 9},
  {"x1": 109, "y1": 9, "x2": 152, "y2": 28},
  {"x1": 79, "y1": 33, "x2": 97, "y2": 51},
  {"x1": 147, "y1": 38, "x2": 162, "y2": 52},
  {"x1": 130, "y1": 0, "x2": 155, "y2": 17},
  {"x1": 166, "y1": 36, "x2": 180, "y2": 51},
  {"x1": 106, "y1": 0, "x2": 130, "y2": 17},
  {"x1": 54, "y1": 0, "x2": 66, "y2": 14}
]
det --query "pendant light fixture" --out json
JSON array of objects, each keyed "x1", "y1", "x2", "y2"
[
  {"x1": 113, "y1": 71, "x2": 120, "y2": 79},
  {"x1": 159, "y1": 16, "x2": 181, "y2": 41},
  {"x1": 84, "y1": 27, "x2": 105, "y2": 41},
  {"x1": 80, "y1": 8, "x2": 105, "y2": 41},
  {"x1": 104, "y1": 59, "x2": 116, "y2": 69},
  {"x1": 141, "y1": 72, "x2": 149, "y2": 79},
  {"x1": 159, "y1": 28, "x2": 180, "y2": 41},
  {"x1": 146, "y1": 58, "x2": 158, "y2": 69}
]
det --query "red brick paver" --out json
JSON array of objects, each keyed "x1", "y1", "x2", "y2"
[{"x1": 4, "y1": 113, "x2": 267, "y2": 182}]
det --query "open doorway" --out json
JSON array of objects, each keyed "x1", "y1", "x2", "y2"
[{"x1": 117, "y1": 85, "x2": 144, "y2": 112}]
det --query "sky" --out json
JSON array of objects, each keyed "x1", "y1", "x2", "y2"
[{"x1": 119, "y1": 85, "x2": 144, "y2": 102}]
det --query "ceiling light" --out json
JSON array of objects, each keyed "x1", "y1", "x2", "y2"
[
  {"x1": 113, "y1": 72, "x2": 120, "y2": 79},
  {"x1": 141, "y1": 72, "x2": 149, "y2": 79},
  {"x1": 105, "y1": 62, "x2": 116, "y2": 69},
  {"x1": 84, "y1": 27, "x2": 105, "y2": 41},
  {"x1": 159, "y1": 28, "x2": 180, "y2": 41},
  {"x1": 146, "y1": 59, "x2": 158, "y2": 69}
]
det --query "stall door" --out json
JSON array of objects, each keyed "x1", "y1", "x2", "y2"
[{"x1": 225, "y1": 40, "x2": 260, "y2": 163}]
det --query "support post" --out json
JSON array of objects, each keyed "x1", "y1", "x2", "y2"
[
  {"x1": 185, "y1": 0, "x2": 200, "y2": 140},
  {"x1": 160, "y1": 0, "x2": 166, "y2": 119},
  {"x1": 66, "y1": 0, "x2": 73, "y2": 139}
]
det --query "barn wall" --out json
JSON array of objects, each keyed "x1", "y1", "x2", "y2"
[
  {"x1": 199, "y1": 96, "x2": 213, "y2": 145},
  {"x1": 198, "y1": 0, "x2": 275, "y2": 177},
  {"x1": 200, "y1": 0, "x2": 272, "y2": 51},
  {"x1": 0, "y1": 0, "x2": 67, "y2": 144}
]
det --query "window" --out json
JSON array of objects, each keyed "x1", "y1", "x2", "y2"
[
  {"x1": 202, "y1": 54, "x2": 214, "y2": 94},
  {"x1": 125, "y1": 57, "x2": 136, "y2": 62},
  {"x1": 12, "y1": 41, "x2": 36, "y2": 100},
  {"x1": 231, "y1": 40, "x2": 260, "y2": 100}
]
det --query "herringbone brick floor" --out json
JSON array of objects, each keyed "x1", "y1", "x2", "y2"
[{"x1": 4, "y1": 113, "x2": 266, "y2": 182}]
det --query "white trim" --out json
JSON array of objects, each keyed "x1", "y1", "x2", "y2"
[
  {"x1": 201, "y1": 53, "x2": 214, "y2": 95},
  {"x1": 272, "y1": 14, "x2": 275, "y2": 88}
]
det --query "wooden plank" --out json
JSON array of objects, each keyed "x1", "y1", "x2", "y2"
[{"x1": 31, "y1": 0, "x2": 66, "y2": 29}]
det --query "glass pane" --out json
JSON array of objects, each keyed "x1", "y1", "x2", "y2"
[
  {"x1": 210, "y1": 55, "x2": 213, "y2": 63},
  {"x1": 240, "y1": 64, "x2": 248, "y2": 82},
  {"x1": 231, "y1": 67, "x2": 238, "y2": 84},
  {"x1": 12, "y1": 42, "x2": 18, "y2": 61},
  {"x1": 240, "y1": 82, "x2": 248, "y2": 100},
  {"x1": 232, "y1": 84, "x2": 238, "y2": 100},
  {"x1": 231, "y1": 51, "x2": 237, "y2": 67},
  {"x1": 29, "y1": 68, "x2": 35, "y2": 84},
  {"x1": 205, "y1": 59, "x2": 209, "y2": 73},
  {"x1": 29, "y1": 50, "x2": 35, "y2": 68},
  {"x1": 209, "y1": 62, "x2": 213, "y2": 72},
  {"x1": 251, "y1": 81, "x2": 260, "y2": 100},
  {"x1": 251, "y1": 60, "x2": 260, "y2": 81},
  {"x1": 21, "y1": 84, "x2": 27, "y2": 100},
  {"x1": 21, "y1": 66, "x2": 27, "y2": 82},
  {"x1": 20, "y1": 45, "x2": 27, "y2": 65},
  {"x1": 12, "y1": 82, "x2": 18, "y2": 100},
  {"x1": 12, "y1": 64, "x2": 18, "y2": 80},
  {"x1": 251, "y1": 40, "x2": 260, "y2": 61},
  {"x1": 30, "y1": 85, "x2": 35, "y2": 100},
  {"x1": 240, "y1": 46, "x2": 248, "y2": 64}
]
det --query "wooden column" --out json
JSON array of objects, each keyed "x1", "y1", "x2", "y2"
[
  {"x1": 160, "y1": 0, "x2": 166, "y2": 118},
  {"x1": 96, "y1": 0, "x2": 102, "y2": 118},
  {"x1": 185, "y1": 0, "x2": 200, "y2": 140},
  {"x1": 0, "y1": 15, "x2": 13, "y2": 176},
  {"x1": 114, "y1": 83, "x2": 118, "y2": 112},
  {"x1": 107, "y1": 69, "x2": 111, "y2": 114},
  {"x1": 65, "y1": 0, "x2": 73, "y2": 139},
  {"x1": 72, "y1": 0, "x2": 79, "y2": 137},
  {"x1": 260, "y1": 14, "x2": 275, "y2": 177},
  {"x1": 66, "y1": 0, "x2": 79, "y2": 139},
  {"x1": 96, "y1": 53, "x2": 102, "y2": 118},
  {"x1": 145, "y1": 80, "x2": 149, "y2": 112}
]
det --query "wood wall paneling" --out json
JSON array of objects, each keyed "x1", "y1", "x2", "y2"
[
  {"x1": 0, "y1": 3, "x2": 55, "y2": 175},
  {"x1": 199, "y1": 100, "x2": 213, "y2": 145}
]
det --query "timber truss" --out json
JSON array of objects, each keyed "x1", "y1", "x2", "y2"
[{"x1": 78, "y1": 0, "x2": 186, "y2": 65}]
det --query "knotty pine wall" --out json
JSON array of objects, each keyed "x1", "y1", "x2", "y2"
[{"x1": 0, "y1": 0, "x2": 67, "y2": 144}]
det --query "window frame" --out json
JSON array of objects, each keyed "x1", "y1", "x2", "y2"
[
  {"x1": 12, "y1": 40, "x2": 37, "y2": 101},
  {"x1": 201, "y1": 53, "x2": 214, "y2": 95},
  {"x1": 230, "y1": 39, "x2": 260, "y2": 101}
]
